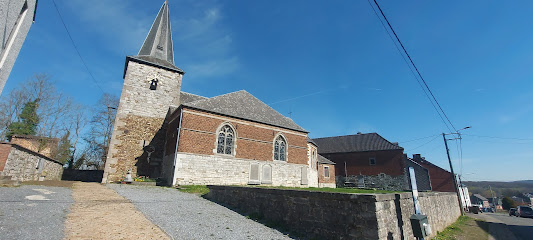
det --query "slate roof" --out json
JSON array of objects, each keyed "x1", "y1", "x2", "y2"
[
  {"x1": 182, "y1": 90, "x2": 307, "y2": 132},
  {"x1": 318, "y1": 154, "x2": 335, "y2": 165},
  {"x1": 472, "y1": 194, "x2": 488, "y2": 201},
  {"x1": 312, "y1": 133, "x2": 403, "y2": 154},
  {"x1": 307, "y1": 137, "x2": 317, "y2": 146},
  {"x1": 180, "y1": 92, "x2": 208, "y2": 104}
]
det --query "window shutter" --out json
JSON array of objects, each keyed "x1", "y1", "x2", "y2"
[
  {"x1": 262, "y1": 165, "x2": 272, "y2": 184},
  {"x1": 249, "y1": 163, "x2": 260, "y2": 184},
  {"x1": 301, "y1": 167, "x2": 308, "y2": 185}
]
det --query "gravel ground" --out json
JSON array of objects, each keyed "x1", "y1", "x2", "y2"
[
  {"x1": 108, "y1": 184, "x2": 292, "y2": 240},
  {"x1": 0, "y1": 185, "x2": 73, "y2": 240}
]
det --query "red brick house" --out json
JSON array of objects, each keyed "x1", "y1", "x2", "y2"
[
  {"x1": 313, "y1": 133, "x2": 407, "y2": 190},
  {"x1": 411, "y1": 154, "x2": 455, "y2": 192}
]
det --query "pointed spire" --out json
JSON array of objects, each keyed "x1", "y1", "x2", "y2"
[{"x1": 138, "y1": 0, "x2": 174, "y2": 65}]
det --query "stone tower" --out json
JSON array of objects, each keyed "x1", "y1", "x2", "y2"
[{"x1": 102, "y1": 1, "x2": 184, "y2": 183}]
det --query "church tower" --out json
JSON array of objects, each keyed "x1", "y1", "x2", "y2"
[{"x1": 102, "y1": 1, "x2": 184, "y2": 183}]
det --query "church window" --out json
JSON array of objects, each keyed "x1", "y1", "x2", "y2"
[
  {"x1": 216, "y1": 124, "x2": 235, "y2": 155},
  {"x1": 274, "y1": 135, "x2": 287, "y2": 161}
]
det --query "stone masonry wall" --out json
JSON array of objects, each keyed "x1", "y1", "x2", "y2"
[
  {"x1": 104, "y1": 114, "x2": 165, "y2": 182},
  {"x1": 207, "y1": 186, "x2": 460, "y2": 240},
  {"x1": 102, "y1": 59, "x2": 183, "y2": 183},
  {"x1": 1, "y1": 144, "x2": 63, "y2": 181},
  {"x1": 173, "y1": 152, "x2": 318, "y2": 187}
]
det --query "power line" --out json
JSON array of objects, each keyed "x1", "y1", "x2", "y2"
[
  {"x1": 51, "y1": 0, "x2": 105, "y2": 94},
  {"x1": 369, "y1": 0, "x2": 458, "y2": 133},
  {"x1": 406, "y1": 135, "x2": 440, "y2": 152},
  {"x1": 462, "y1": 134, "x2": 533, "y2": 141},
  {"x1": 399, "y1": 134, "x2": 440, "y2": 143}
]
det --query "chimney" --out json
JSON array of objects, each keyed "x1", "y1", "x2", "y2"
[
  {"x1": 357, "y1": 132, "x2": 362, "y2": 135},
  {"x1": 392, "y1": 142, "x2": 399, "y2": 146},
  {"x1": 413, "y1": 154, "x2": 422, "y2": 161}
]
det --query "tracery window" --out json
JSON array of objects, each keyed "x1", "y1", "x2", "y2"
[
  {"x1": 274, "y1": 135, "x2": 287, "y2": 161},
  {"x1": 217, "y1": 125, "x2": 235, "y2": 155}
]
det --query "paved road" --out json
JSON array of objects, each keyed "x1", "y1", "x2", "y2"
[
  {"x1": 109, "y1": 184, "x2": 292, "y2": 240},
  {"x1": 469, "y1": 212, "x2": 533, "y2": 240},
  {"x1": 0, "y1": 185, "x2": 73, "y2": 240},
  {"x1": 486, "y1": 213, "x2": 533, "y2": 240}
]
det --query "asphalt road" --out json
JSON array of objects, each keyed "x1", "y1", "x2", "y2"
[
  {"x1": 470, "y1": 212, "x2": 533, "y2": 240},
  {"x1": 486, "y1": 213, "x2": 533, "y2": 240}
]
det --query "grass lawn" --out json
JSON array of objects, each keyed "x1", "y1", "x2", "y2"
[
  {"x1": 432, "y1": 216, "x2": 488, "y2": 240},
  {"x1": 177, "y1": 185, "x2": 404, "y2": 195},
  {"x1": 253, "y1": 185, "x2": 404, "y2": 194}
]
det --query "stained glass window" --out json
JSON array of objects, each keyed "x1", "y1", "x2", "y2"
[
  {"x1": 217, "y1": 125, "x2": 235, "y2": 155},
  {"x1": 274, "y1": 135, "x2": 287, "y2": 161}
]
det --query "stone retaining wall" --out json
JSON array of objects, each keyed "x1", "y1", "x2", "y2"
[
  {"x1": 207, "y1": 186, "x2": 460, "y2": 240},
  {"x1": 337, "y1": 174, "x2": 408, "y2": 191},
  {"x1": 0, "y1": 143, "x2": 63, "y2": 181}
]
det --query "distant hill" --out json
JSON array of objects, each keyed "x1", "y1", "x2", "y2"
[{"x1": 463, "y1": 180, "x2": 533, "y2": 198}]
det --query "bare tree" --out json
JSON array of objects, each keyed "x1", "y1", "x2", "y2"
[
  {"x1": 0, "y1": 73, "x2": 78, "y2": 140},
  {"x1": 82, "y1": 93, "x2": 119, "y2": 168}
]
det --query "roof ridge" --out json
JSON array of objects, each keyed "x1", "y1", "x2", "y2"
[
  {"x1": 180, "y1": 91, "x2": 207, "y2": 98},
  {"x1": 312, "y1": 132, "x2": 378, "y2": 140}
]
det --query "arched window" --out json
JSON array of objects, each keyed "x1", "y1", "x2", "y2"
[
  {"x1": 274, "y1": 135, "x2": 287, "y2": 161},
  {"x1": 217, "y1": 125, "x2": 235, "y2": 155}
]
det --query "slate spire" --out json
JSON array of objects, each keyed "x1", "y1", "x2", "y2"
[{"x1": 138, "y1": 0, "x2": 174, "y2": 65}]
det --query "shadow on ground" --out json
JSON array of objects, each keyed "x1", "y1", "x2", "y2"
[
  {"x1": 477, "y1": 220, "x2": 533, "y2": 240},
  {"x1": 202, "y1": 195, "x2": 302, "y2": 240}
]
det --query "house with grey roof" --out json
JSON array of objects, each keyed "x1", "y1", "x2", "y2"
[
  {"x1": 103, "y1": 1, "x2": 323, "y2": 187},
  {"x1": 313, "y1": 132, "x2": 408, "y2": 190}
]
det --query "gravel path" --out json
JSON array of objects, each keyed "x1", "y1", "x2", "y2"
[
  {"x1": 0, "y1": 185, "x2": 73, "y2": 240},
  {"x1": 108, "y1": 184, "x2": 292, "y2": 240}
]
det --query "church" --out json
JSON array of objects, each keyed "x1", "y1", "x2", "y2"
[{"x1": 101, "y1": 1, "x2": 336, "y2": 188}]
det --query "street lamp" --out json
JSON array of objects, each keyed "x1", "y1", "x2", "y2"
[{"x1": 443, "y1": 126, "x2": 471, "y2": 215}]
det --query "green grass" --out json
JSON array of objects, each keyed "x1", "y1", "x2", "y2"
[
  {"x1": 177, "y1": 185, "x2": 209, "y2": 195},
  {"x1": 432, "y1": 216, "x2": 488, "y2": 240},
  {"x1": 251, "y1": 185, "x2": 403, "y2": 194}
]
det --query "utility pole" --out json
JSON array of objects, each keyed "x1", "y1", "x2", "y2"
[{"x1": 443, "y1": 133, "x2": 465, "y2": 215}]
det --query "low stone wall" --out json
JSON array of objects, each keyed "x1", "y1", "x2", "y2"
[
  {"x1": 207, "y1": 186, "x2": 460, "y2": 240},
  {"x1": 337, "y1": 174, "x2": 408, "y2": 191},
  {"x1": 172, "y1": 152, "x2": 318, "y2": 187},
  {"x1": 62, "y1": 169, "x2": 104, "y2": 182},
  {"x1": 1, "y1": 143, "x2": 63, "y2": 181}
]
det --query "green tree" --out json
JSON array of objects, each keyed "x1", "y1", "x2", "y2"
[
  {"x1": 6, "y1": 99, "x2": 40, "y2": 139},
  {"x1": 55, "y1": 131, "x2": 72, "y2": 164},
  {"x1": 502, "y1": 197, "x2": 516, "y2": 210}
]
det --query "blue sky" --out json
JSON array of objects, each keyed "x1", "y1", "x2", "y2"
[{"x1": 4, "y1": 0, "x2": 533, "y2": 181}]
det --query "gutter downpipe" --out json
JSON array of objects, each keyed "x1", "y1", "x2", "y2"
[{"x1": 171, "y1": 108, "x2": 183, "y2": 186}]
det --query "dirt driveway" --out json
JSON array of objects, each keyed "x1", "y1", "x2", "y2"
[{"x1": 64, "y1": 182, "x2": 170, "y2": 240}]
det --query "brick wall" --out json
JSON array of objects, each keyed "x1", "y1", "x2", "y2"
[
  {"x1": 322, "y1": 149, "x2": 405, "y2": 176},
  {"x1": 176, "y1": 108, "x2": 308, "y2": 164},
  {"x1": 318, "y1": 163, "x2": 336, "y2": 188},
  {"x1": 207, "y1": 186, "x2": 461, "y2": 240},
  {"x1": 9, "y1": 135, "x2": 59, "y2": 159},
  {"x1": 0, "y1": 143, "x2": 12, "y2": 171}
]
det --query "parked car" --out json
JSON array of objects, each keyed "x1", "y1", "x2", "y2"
[
  {"x1": 516, "y1": 206, "x2": 533, "y2": 218},
  {"x1": 469, "y1": 206, "x2": 481, "y2": 214},
  {"x1": 509, "y1": 208, "x2": 517, "y2": 216}
]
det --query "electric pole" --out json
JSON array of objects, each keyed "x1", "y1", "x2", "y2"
[{"x1": 443, "y1": 133, "x2": 465, "y2": 215}]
